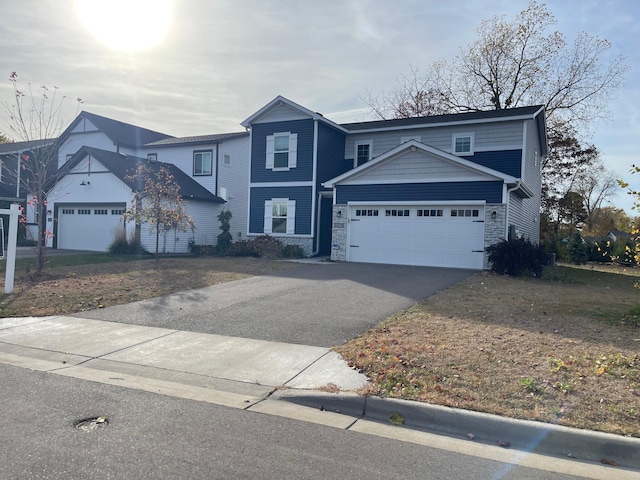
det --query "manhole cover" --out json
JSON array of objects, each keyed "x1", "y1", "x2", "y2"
[{"x1": 75, "y1": 416, "x2": 109, "y2": 431}]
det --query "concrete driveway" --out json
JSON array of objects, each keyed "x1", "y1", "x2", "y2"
[{"x1": 75, "y1": 262, "x2": 473, "y2": 347}]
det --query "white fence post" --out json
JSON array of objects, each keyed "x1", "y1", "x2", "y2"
[{"x1": 4, "y1": 204, "x2": 19, "y2": 294}]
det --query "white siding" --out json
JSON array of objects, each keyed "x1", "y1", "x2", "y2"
[
  {"x1": 57, "y1": 131, "x2": 115, "y2": 167},
  {"x1": 345, "y1": 121, "x2": 524, "y2": 160},
  {"x1": 217, "y1": 136, "x2": 250, "y2": 241},
  {"x1": 138, "y1": 200, "x2": 222, "y2": 254}
]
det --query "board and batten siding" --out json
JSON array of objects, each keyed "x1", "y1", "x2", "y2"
[
  {"x1": 344, "y1": 120, "x2": 525, "y2": 162},
  {"x1": 336, "y1": 181, "x2": 503, "y2": 204},
  {"x1": 248, "y1": 186, "x2": 313, "y2": 235},
  {"x1": 58, "y1": 131, "x2": 115, "y2": 167},
  {"x1": 316, "y1": 122, "x2": 348, "y2": 188},
  {"x1": 250, "y1": 119, "x2": 315, "y2": 183},
  {"x1": 251, "y1": 103, "x2": 311, "y2": 124}
]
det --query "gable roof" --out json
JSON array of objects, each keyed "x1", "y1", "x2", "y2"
[
  {"x1": 145, "y1": 131, "x2": 248, "y2": 148},
  {"x1": 323, "y1": 139, "x2": 520, "y2": 188},
  {"x1": 63, "y1": 146, "x2": 224, "y2": 203},
  {"x1": 57, "y1": 111, "x2": 173, "y2": 150},
  {"x1": 241, "y1": 95, "x2": 347, "y2": 132},
  {"x1": 0, "y1": 138, "x2": 57, "y2": 155}
]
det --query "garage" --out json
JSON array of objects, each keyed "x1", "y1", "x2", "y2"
[
  {"x1": 347, "y1": 204, "x2": 485, "y2": 269},
  {"x1": 56, "y1": 204, "x2": 126, "y2": 251}
]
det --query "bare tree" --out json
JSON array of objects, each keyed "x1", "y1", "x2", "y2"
[{"x1": 0, "y1": 72, "x2": 82, "y2": 272}]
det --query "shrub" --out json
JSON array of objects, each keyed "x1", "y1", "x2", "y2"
[
  {"x1": 612, "y1": 238, "x2": 637, "y2": 266},
  {"x1": 486, "y1": 238, "x2": 548, "y2": 277},
  {"x1": 589, "y1": 240, "x2": 613, "y2": 263},
  {"x1": 567, "y1": 232, "x2": 589, "y2": 265},
  {"x1": 227, "y1": 235, "x2": 288, "y2": 258},
  {"x1": 216, "y1": 210, "x2": 233, "y2": 253},
  {"x1": 108, "y1": 228, "x2": 146, "y2": 255},
  {"x1": 281, "y1": 244, "x2": 305, "y2": 259}
]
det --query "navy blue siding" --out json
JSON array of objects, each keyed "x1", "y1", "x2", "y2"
[
  {"x1": 336, "y1": 181, "x2": 503, "y2": 204},
  {"x1": 462, "y1": 150, "x2": 522, "y2": 178},
  {"x1": 251, "y1": 120, "x2": 315, "y2": 183},
  {"x1": 316, "y1": 123, "x2": 349, "y2": 189},
  {"x1": 249, "y1": 186, "x2": 313, "y2": 235}
]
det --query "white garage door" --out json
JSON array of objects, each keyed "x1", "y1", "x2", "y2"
[
  {"x1": 57, "y1": 205, "x2": 126, "y2": 251},
  {"x1": 348, "y1": 205, "x2": 485, "y2": 269}
]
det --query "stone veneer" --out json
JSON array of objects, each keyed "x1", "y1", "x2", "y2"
[{"x1": 330, "y1": 204, "x2": 506, "y2": 269}]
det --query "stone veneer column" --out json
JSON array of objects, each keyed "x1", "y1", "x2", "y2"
[
  {"x1": 330, "y1": 205, "x2": 348, "y2": 261},
  {"x1": 483, "y1": 204, "x2": 506, "y2": 269}
]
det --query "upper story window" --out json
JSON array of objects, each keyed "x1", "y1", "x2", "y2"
[
  {"x1": 452, "y1": 133, "x2": 474, "y2": 155},
  {"x1": 147, "y1": 153, "x2": 157, "y2": 162},
  {"x1": 266, "y1": 132, "x2": 297, "y2": 171},
  {"x1": 193, "y1": 150, "x2": 213, "y2": 176},
  {"x1": 223, "y1": 154, "x2": 231, "y2": 165},
  {"x1": 355, "y1": 141, "x2": 372, "y2": 167}
]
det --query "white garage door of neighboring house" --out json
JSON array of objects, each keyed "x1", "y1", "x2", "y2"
[
  {"x1": 348, "y1": 204, "x2": 485, "y2": 269},
  {"x1": 57, "y1": 205, "x2": 126, "y2": 251}
]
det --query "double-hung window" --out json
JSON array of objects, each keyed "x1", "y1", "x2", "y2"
[
  {"x1": 266, "y1": 132, "x2": 297, "y2": 170},
  {"x1": 264, "y1": 199, "x2": 296, "y2": 235},
  {"x1": 193, "y1": 150, "x2": 213, "y2": 176},
  {"x1": 452, "y1": 133, "x2": 474, "y2": 155},
  {"x1": 355, "y1": 141, "x2": 372, "y2": 167}
]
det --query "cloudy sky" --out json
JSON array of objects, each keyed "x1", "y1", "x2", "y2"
[{"x1": 1, "y1": 0, "x2": 638, "y2": 211}]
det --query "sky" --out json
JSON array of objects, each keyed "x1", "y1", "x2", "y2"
[{"x1": 1, "y1": 0, "x2": 639, "y2": 212}]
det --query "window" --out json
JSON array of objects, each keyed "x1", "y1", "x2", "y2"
[
  {"x1": 111, "y1": 209, "x2": 125, "y2": 215},
  {"x1": 223, "y1": 154, "x2": 231, "y2": 165},
  {"x1": 94, "y1": 209, "x2": 108, "y2": 215},
  {"x1": 78, "y1": 209, "x2": 91, "y2": 215},
  {"x1": 355, "y1": 141, "x2": 372, "y2": 166},
  {"x1": 451, "y1": 209, "x2": 479, "y2": 217},
  {"x1": 61, "y1": 209, "x2": 75, "y2": 215},
  {"x1": 264, "y1": 199, "x2": 296, "y2": 235},
  {"x1": 147, "y1": 153, "x2": 157, "y2": 162},
  {"x1": 193, "y1": 150, "x2": 213, "y2": 176},
  {"x1": 385, "y1": 209, "x2": 410, "y2": 217},
  {"x1": 417, "y1": 209, "x2": 443, "y2": 217},
  {"x1": 452, "y1": 133, "x2": 474, "y2": 155},
  {"x1": 355, "y1": 209, "x2": 379, "y2": 217},
  {"x1": 266, "y1": 132, "x2": 297, "y2": 170}
]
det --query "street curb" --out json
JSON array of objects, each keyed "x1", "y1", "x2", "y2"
[{"x1": 271, "y1": 390, "x2": 640, "y2": 470}]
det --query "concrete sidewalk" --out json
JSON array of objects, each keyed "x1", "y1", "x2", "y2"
[{"x1": 0, "y1": 315, "x2": 638, "y2": 479}]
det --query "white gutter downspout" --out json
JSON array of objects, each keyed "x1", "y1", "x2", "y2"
[{"x1": 505, "y1": 180, "x2": 522, "y2": 239}]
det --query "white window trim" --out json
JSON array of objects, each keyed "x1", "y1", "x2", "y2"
[
  {"x1": 263, "y1": 198, "x2": 296, "y2": 235},
  {"x1": 266, "y1": 132, "x2": 298, "y2": 171},
  {"x1": 354, "y1": 140, "x2": 373, "y2": 168},
  {"x1": 452, "y1": 132, "x2": 475, "y2": 156},
  {"x1": 193, "y1": 150, "x2": 213, "y2": 176}
]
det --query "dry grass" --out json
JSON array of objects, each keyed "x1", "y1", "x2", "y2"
[
  {"x1": 0, "y1": 256, "x2": 301, "y2": 317},
  {"x1": 336, "y1": 265, "x2": 640, "y2": 437}
]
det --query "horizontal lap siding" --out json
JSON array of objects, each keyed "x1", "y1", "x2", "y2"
[
  {"x1": 249, "y1": 186, "x2": 313, "y2": 235},
  {"x1": 251, "y1": 120, "x2": 314, "y2": 183},
  {"x1": 461, "y1": 150, "x2": 522, "y2": 177},
  {"x1": 336, "y1": 181, "x2": 503, "y2": 204}
]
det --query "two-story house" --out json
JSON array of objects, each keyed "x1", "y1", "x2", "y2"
[
  {"x1": 41, "y1": 111, "x2": 249, "y2": 253},
  {"x1": 242, "y1": 96, "x2": 547, "y2": 269}
]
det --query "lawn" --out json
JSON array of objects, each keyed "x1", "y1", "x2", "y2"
[
  {"x1": 1, "y1": 254, "x2": 638, "y2": 437},
  {"x1": 336, "y1": 264, "x2": 640, "y2": 438}
]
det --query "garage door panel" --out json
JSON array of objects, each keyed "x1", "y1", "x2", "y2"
[
  {"x1": 58, "y1": 205, "x2": 126, "y2": 251},
  {"x1": 348, "y1": 205, "x2": 484, "y2": 269}
]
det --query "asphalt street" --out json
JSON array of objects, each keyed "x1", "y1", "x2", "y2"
[
  {"x1": 0, "y1": 363, "x2": 589, "y2": 480},
  {"x1": 74, "y1": 261, "x2": 474, "y2": 346}
]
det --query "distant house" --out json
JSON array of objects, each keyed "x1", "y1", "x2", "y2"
[
  {"x1": 242, "y1": 96, "x2": 547, "y2": 269},
  {"x1": 606, "y1": 230, "x2": 634, "y2": 242},
  {"x1": 0, "y1": 139, "x2": 57, "y2": 202},
  {"x1": 41, "y1": 111, "x2": 249, "y2": 253}
]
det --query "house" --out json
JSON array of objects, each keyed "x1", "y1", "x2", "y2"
[
  {"x1": 242, "y1": 96, "x2": 547, "y2": 269},
  {"x1": 40, "y1": 111, "x2": 249, "y2": 253},
  {"x1": 0, "y1": 139, "x2": 57, "y2": 202}
]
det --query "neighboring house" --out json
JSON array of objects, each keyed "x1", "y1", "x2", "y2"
[
  {"x1": 42, "y1": 111, "x2": 250, "y2": 253},
  {"x1": 242, "y1": 96, "x2": 547, "y2": 269},
  {"x1": 606, "y1": 230, "x2": 634, "y2": 242},
  {"x1": 0, "y1": 139, "x2": 57, "y2": 202}
]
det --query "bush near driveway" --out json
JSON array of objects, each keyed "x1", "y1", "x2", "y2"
[{"x1": 336, "y1": 265, "x2": 640, "y2": 437}]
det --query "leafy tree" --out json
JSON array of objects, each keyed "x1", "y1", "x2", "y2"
[
  {"x1": 583, "y1": 206, "x2": 632, "y2": 237},
  {"x1": 567, "y1": 232, "x2": 589, "y2": 265},
  {"x1": 0, "y1": 132, "x2": 11, "y2": 143},
  {"x1": 123, "y1": 164, "x2": 195, "y2": 259},
  {"x1": 618, "y1": 166, "x2": 640, "y2": 267},
  {"x1": 0, "y1": 72, "x2": 82, "y2": 272}
]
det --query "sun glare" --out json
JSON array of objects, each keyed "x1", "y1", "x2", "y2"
[{"x1": 75, "y1": 0, "x2": 173, "y2": 52}]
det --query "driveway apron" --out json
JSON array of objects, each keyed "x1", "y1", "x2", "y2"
[{"x1": 74, "y1": 262, "x2": 473, "y2": 347}]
